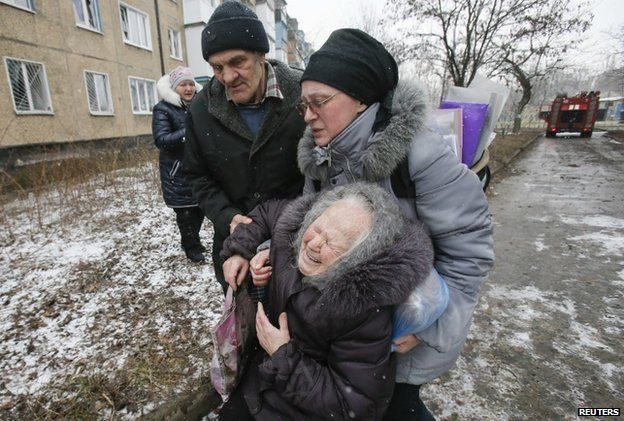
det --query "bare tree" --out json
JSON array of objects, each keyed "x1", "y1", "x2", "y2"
[
  {"x1": 383, "y1": 0, "x2": 593, "y2": 130},
  {"x1": 492, "y1": 1, "x2": 592, "y2": 131},
  {"x1": 347, "y1": 2, "x2": 444, "y2": 102}
]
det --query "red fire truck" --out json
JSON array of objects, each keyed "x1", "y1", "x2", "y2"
[{"x1": 543, "y1": 91, "x2": 600, "y2": 138}]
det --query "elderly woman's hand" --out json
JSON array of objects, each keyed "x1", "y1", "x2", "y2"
[
  {"x1": 222, "y1": 255, "x2": 249, "y2": 291},
  {"x1": 393, "y1": 334, "x2": 422, "y2": 354},
  {"x1": 250, "y1": 248, "x2": 272, "y2": 286},
  {"x1": 256, "y1": 302, "x2": 290, "y2": 356}
]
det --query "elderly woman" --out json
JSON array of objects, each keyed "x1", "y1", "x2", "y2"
[
  {"x1": 249, "y1": 29, "x2": 494, "y2": 420},
  {"x1": 219, "y1": 183, "x2": 434, "y2": 420},
  {"x1": 152, "y1": 66, "x2": 205, "y2": 263}
]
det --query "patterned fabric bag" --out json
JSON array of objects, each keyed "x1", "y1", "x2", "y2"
[{"x1": 209, "y1": 284, "x2": 256, "y2": 402}]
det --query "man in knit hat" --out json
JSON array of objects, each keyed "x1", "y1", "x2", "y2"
[{"x1": 182, "y1": 1, "x2": 305, "y2": 292}]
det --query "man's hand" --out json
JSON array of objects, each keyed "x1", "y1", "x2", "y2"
[
  {"x1": 229, "y1": 214, "x2": 252, "y2": 234},
  {"x1": 222, "y1": 255, "x2": 249, "y2": 291},
  {"x1": 394, "y1": 334, "x2": 422, "y2": 354},
  {"x1": 250, "y1": 248, "x2": 272, "y2": 286},
  {"x1": 256, "y1": 302, "x2": 290, "y2": 356}
]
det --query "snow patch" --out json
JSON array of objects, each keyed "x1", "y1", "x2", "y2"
[
  {"x1": 507, "y1": 331, "x2": 533, "y2": 349},
  {"x1": 486, "y1": 284, "x2": 548, "y2": 302},
  {"x1": 568, "y1": 232, "x2": 624, "y2": 256},
  {"x1": 0, "y1": 163, "x2": 221, "y2": 418},
  {"x1": 535, "y1": 239, "x2": 548, "y2": 251},
  {"x1": 561, "y1": 215, "x2": 624, "y2": 229}
]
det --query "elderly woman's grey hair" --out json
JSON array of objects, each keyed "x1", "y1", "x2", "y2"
[{"x1": 293, "y1": 182, "x2": 408, "y2": 289}]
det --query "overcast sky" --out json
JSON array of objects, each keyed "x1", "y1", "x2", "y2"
[{"x1": 286, "y1": 0, "x2": 623, "y2": 71}]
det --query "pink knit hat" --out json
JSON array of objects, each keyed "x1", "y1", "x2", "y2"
[{"x1": 169, "y1": 66, "x2": 194, "y2": 89}]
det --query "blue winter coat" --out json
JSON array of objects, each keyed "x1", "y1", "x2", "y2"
[{"x1": 152, "y1": 75, "x2": 201, "y2": 208}]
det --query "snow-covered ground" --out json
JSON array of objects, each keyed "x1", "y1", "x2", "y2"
[
  {"x1": 2, "y1": 137, "x2": 622, "y2": 419},
  {"x1": 1, "y1": 164, "x2": 223, "y2": 419}
]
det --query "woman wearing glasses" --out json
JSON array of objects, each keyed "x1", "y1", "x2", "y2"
[{"x1": 250, "y1": 29, "x2": 494, "y2": 420}]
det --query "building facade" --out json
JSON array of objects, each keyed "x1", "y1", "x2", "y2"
[
  {"x1": 1, "y1": 0, "x2": 311, "y2": 149},
  {"x1": 273, "y1": 0, "x2": 289, "y2": 63},
  {"x1": 0, "y1": 0, "x2": 187, "y2": 149}
]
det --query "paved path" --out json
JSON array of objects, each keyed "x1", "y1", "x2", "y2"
[{"x1": 422, "y1": 132, "x2": 624, "y2": 419}]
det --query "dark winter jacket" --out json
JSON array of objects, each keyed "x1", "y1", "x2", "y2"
[
  {"x1": 152, "y1": 75, "x2": 202, "y2": 208},
  {"x1": 220, "y1": 190, "x2": 434, "y2": 420},
  {"x1": 298, "y1": 77, "x2": 495, "y2": 384},
  {"x1": 182, "y1": 60, "x2": 306, "y2": 259}
]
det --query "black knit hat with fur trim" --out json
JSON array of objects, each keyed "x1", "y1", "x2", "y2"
[
  {"x1": 301, "y1": 29, "x2": 399, "y2": 105},
  {"x1": 201, "y1": 2, "x2": 269, "y2": 61}
]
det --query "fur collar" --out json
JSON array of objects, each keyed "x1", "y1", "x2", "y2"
[
  {"x1": 298, "y1": 77, "x2": 429, "y2": 181},
  {"x1": 274, "y1": 194, "x2": 433, "y2": 319},
  {"x1": 157, "y1": 74, "x2": 203, "y2": 107}
]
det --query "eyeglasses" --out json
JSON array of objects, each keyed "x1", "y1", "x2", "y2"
[{"x1": 296, "y1": 91, "x2": 340, "y2": 116}]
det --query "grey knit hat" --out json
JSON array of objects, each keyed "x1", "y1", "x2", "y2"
[{"x1": 201, "y1": 2, "x2": 269, "y2": 61}]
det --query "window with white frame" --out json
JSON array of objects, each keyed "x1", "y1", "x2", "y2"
[
  {"x1": 84, "y1": 70, "x2": 113, "y2": 115},
  {"x1": 128, "y1": 77, "x2": 156, "y2": 114},
  {"x1": 168, "y1": 28, "x2": 182, "y2": 59},
  {"x1": 119, "y1": 3, "x2": 151, "y2": 49},
  {"x1": 0, "y1": 0, "x2": 35, "y2": 12},
  {"x1": 72, "y1": 0, "x2": 102, "y2": 32},
  {"x1": 4, "y1": 57, "x2": 53, "y2": 114}
]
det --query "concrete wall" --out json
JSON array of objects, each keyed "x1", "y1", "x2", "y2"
[{"x1": 0, "y1": 0, "x2": 186, "y2": 149}]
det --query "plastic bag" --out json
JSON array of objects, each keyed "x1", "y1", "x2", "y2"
[
  {"x1": 392, "y1": 269, "x2": 449, "y2": 344},
  {"x1": 209, "y1": 284, "x2": 256, "y2": 402},
  {"x1": 440, "y1": 100, "x2": 489, "y2": 167},
  {"x1": 445, "y1": 75, "x2": 510, "y2": 166}
]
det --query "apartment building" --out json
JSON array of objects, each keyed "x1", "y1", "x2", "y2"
[
  {"x1": 0, "y1": 0, "x2": 187, "y2": 149},
  {"x1": 0, "y1": 0, "x2": 311, "y2": 150},
  {"x1": 273, "y1": 0, "x2": 289, "y2": 63}
]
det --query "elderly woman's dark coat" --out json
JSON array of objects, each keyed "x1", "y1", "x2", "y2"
[{"x1": 221, "y1": 193, "x2": 434, "y2": 420}]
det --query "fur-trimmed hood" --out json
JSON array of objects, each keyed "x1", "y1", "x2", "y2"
[
  {"x1": 273, "y1": 189, "x2": 434, "y2": 320},
  {"x1": 298, "y1": 77, "x2": 429, "y2": 182},
  {"x1": 157, "y1": 74, "x2": 203, "y2": 107}
]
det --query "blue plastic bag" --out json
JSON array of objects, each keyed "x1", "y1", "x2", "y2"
[{"x1": 392, "y1": 269, "x2": 449, "y2": 344}]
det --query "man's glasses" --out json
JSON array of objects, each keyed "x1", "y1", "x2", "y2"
[{"x1": 296, "y1": 92, "x2": 340, "y2": 117}]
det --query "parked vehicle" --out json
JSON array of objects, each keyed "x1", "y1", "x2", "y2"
[{"x1": 542, "y1": 91, "x2": 600, "y2": 138}]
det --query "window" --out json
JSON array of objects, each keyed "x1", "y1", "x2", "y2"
[
  {"x1": 119, "y1": 3, "x2": 151, "y2": 50},
  {"x1": 84, "y1": 70, "x2": 113, "y2": 115},
  {"x1": 168, "y1": 28, "x2": 182, "y2": 59},
  {"x1": 0, "y1": 0, "x2": 35, "y2": 12},
  {"x1": 4, "y1": 57, "x2": 53, "y2": 114},
  {"x1": 128, "y1": 77, "x2": 156, "y2": 114},
  {"x1": 72, "y1": 0, "x2": 102, "y2": 32}
]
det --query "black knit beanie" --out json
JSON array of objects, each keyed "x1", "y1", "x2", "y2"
[
  {"x1": 201, "y1": 2, "x2": 269, "y2": 61},
  {"x1": 301, "y1": 29, "x2": 399, "y2": 105}
]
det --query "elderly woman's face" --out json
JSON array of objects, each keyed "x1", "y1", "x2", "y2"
[
  {"x1": 298, "y1": 200, "x2": 372, "y2": 276},
  {"x1": 300, "y1": 80, "x2": 367, "y2": 147}
]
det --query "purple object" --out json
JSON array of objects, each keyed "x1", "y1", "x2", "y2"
[
  {"x1": 210, "y1": 285, "x2": 256, "y2": 402},
  {"x1": 440, "y1": 101, "x2": 489, "y2": 166}
]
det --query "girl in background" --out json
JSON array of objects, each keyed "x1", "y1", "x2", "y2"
[{"x1": 152, "y1": 67, "x2": 205, "y2": 263}]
